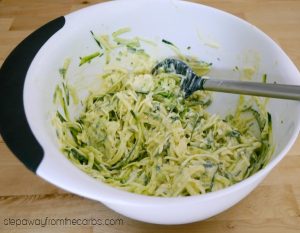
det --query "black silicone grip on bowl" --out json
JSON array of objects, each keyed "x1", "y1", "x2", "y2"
[{"x1": 0, "y1": 16, "x2": 65, "y2": 172}]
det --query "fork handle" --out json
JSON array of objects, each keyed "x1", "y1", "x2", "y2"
[{"x1": 202, "y1": 78, "x2": 300, "y2": 100}]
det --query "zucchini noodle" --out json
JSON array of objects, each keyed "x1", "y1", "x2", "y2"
[{"x1": 52, "y1": 29, "x2": 273, "y2": 197}]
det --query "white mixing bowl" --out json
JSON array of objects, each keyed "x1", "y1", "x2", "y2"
[{"x1": 0, "y1": 0, "x2": 299, "y2": 225}]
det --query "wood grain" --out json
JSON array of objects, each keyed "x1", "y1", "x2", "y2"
[{"x1": 0, "y1": 0, "x2": 300, "y2": 232}]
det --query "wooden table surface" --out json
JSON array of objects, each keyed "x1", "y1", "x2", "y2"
[{"x1": 0, "y1": 0, "x2": 300, "y2": 232}]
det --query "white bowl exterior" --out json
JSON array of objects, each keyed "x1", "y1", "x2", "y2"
[
  {"x1": 105, "y1": 175, "x2": 266, "y2": 224},
  {"x1": 23, "y1": 0, "x2": 300, "y2": 224}
]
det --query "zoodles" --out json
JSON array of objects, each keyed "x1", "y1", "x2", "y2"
[{"x1": 53, "y1": 29, "x2": 273, "y2": 197}]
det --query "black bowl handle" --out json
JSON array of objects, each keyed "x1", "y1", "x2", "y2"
[{"x1": 0, "y1": 16, "x2": 65, "y2": 172}]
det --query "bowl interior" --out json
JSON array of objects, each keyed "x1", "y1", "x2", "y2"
[{"x1": 24, "y1": 0, "x2": 300, "y2": 200}]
